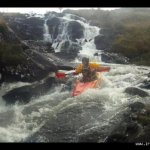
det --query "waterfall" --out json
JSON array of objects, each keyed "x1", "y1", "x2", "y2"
[{"x1": 43, "y1": 19, "x2": 52, "y2": 43}]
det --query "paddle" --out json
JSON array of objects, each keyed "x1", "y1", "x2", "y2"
[
  {"x1": 55, "y1": 67, "x2": 111, "y2": 79},
  {"x1": 57, "y1": 65, "x2": 75, "y2": 71},
  {"x1": 55, "y1": 70, "x2": 76, "y2": 79}
]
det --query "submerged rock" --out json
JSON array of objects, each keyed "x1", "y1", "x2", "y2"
[
  {"x1": 124, "y1": 87, "x2": 149, "y2": 97},
  {"x1": 2, "y1": 77, "x2": 57, "y2": 105},
  {"x1": 105, "y1": 134, "x2": 128, "y2": 143},
  {"x1": 128, "y1": 102, "x2": 145, "y2": 113},
  {"x1": 139, "y1": 79, "x2": 150, "y2": 89},
  {"x1": 25, "y1": 102, "x2": 104, "y2": 142}
]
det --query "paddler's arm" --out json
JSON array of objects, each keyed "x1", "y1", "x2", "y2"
[
  {"x1": 73, "y1": 64, "x2": 82, "y2": 75},
  {"x1": 90, "y1": 63, "x2": 110, "y2": 72},
  {"x1": 96, "y1": 66, "x2": 111, "y2": 72}
]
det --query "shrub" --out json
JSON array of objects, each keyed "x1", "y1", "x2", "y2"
[{"x1": 0, "y1": 42, "x2": 26, "y2": 66}]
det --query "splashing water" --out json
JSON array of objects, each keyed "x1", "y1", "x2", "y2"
[{"x1": 0, "y1": 13, "x2": 150, "y2": 142}]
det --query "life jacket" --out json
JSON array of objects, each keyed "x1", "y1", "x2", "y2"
[
  {"x1": 75, "y1": 63, "x2": 100, "y2": 74},
  {"x1": 82, "y1": 65, "x2": 97, "y2": 82}
]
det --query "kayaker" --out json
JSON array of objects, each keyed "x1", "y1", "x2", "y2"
[
  {"x1": 55, "y1": 57, "x2": 110, "y2": 92},
  {"x1": 74, "y1": 57, "x2": 110, "y2": 82}
]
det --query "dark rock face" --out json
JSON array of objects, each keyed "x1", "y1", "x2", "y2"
[
  {"x1": 60, "y1": 40, "x2": 82, "y2": 54},
  {"x1": 47, "y1": 17, "x2": 84, "y2": 42},
  {"x1": 2, "y1": 77, "x2": 57, "y2": 105},
  {"x1": 52, "y1": 40, "x2": 82, "y2": 61},
  {"x1": 67, "y1": 21, "x2": 84, "y2": 42},
  {"x1": 124, "y1": 87, "x2": 149, "y2": 97},
  {"x1": 47, "y1": 17, "x2": 62, "y2": 41},
  {"x1": 4, "y1": 15, "x2": 44, "y2": 40},
  {"x1": 94, "y1": 28, "x2": 120, "y2": 51},
  {"x1": 0, "y1": 26, "x2": 20, "y2": 44},
  {"x1": 0, "y1": 48, "x2": 58, "y2": 84},
  {"x1": 23, "y1": 40, "x2": 54, "y2": 53},
  {"x1": 94, "y1": 35, "x2": 111, "y2": 50},
  {"x1": 54, "y1": 52, "x2": 78, "y2": 61}
]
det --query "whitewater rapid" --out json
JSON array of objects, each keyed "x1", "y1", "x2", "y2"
[
  {"x1": 0, "y1": 12, "x2": 149, "y2": 142},
  {"x1": 0, "y1": 63, "x2": 149, "y2": 142}
]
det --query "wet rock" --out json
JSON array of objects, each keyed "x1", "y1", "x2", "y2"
[
  {"x1": 94, "y1": 28, "x2": 121, "y2": 51},
  {"x1": 94, "y1": 35, "x2": 112, "y2": 50},
  {"x1": 47, "y1": 17, "x2": 62, "y2": 41},
  {"x1": 124, "y1": 87, "x2": 149, "y2": 97},
  {"x1": 137, "y1": 115, "x2": 150, "y2": 126},
  {"x1": 60, "y1": 40, "x2": 81, "y2": 54},
  {"x1": 125, "y1": 122, "x2": 140, "y2": 137},
  {"x1": 67, "y1": 21, "x2": 84, "y2": 42},
  {"x1": 47, "y1": 17, "x2": 84, "y2": 42},
  {"x1": 0, "y1": 110, "x2": 15, "y2": 127},
  {"x1": 2, "y1": 77, "x2": 57, "y2": 105},
  {"x1": 0, "y1": 48, "x2": 58, "y2": 84},
  {"x1": 4, "y1": 14, "x2": 44, "y2": 40},
  {"x1": 23, "y1": 40, "x2": 54, "y2": 53},
  {"x1": 78, "y1": 130, "x2": 101, "y2": 143},
  {"x1": 134, "y1": 125, "x2": 150, "y2": 142},
  {"x1": 105, "y1": 134, "x2": 128, "y2": 143},
  {"x1": 128, "y1": 102, "x2": 145, "y2": 113},
  {"x1": 25, "y1": 103, "x2": 104, "y2": 142},
  {"x1": 139, "y1": 79, "x2": 150, "y2": 89}
]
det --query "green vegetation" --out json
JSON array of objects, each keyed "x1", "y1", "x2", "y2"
[
  {"x1": 0, "y1": 16, "x2": 26, "y2": 66},
  {"x1": 0, "y1": 42, "x2": 26, "y2": 66},
  {"x1": 63, "y1": 8, "x2": 150, "y2": 66},
  {"x1": 111, "y1": 18, "x2": 150, "y2": 66}
]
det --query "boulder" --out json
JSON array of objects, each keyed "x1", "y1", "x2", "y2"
[
  {"x1": 94, "y1": 28, "x2": 120, "y2": 51},
  {"x1": 128, "y1": 102, "x2": 145, "y2": 113},
  {"x1": 47, "y1": 17, "x2": 62, "y2": 41},
  {"x1": 94, "y1": 35, "x2": 111, "y2": 50},
  {"x1": 139, "y1": 79, "x2": 150, "y2": 89},
  {"x1": 0, "y1": 48, "x2": 58, "y2": 84},
  {"x1": 60, "y1": 40, "x2": 82, "y2": 54},
  {"x1": 4, "y1": 15, "x2": 44, "y2": 40},
  {"x1": 2, "y1": 77, "x2": 57, "y2": 105},
  {"x1": 124, "y1": 87, "x2": 149, "y2": 97},
  {"x1": 22, "y1": 40, "x2": 54, "y2": 53},
  {"x1": 67, "y1": 21, "x2": 84, "y2": 42},
  {"x1": 25, "y1": 102, "x2": 104, "y2": 142}
]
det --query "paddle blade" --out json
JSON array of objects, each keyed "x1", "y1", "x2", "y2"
[{"x1": 55, "y1": 72, "x2": 66, "y2": 79}]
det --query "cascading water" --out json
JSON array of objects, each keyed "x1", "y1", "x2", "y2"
[
  {"x1": 43, "y1": 19, "x2": 52, "y2": 43},
  {"x1": 0, "y1": 12, "x2": 150, "y2": 142},
  {"x1": 50, "y1": 13, "x2": 101, "y2": 61}
]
